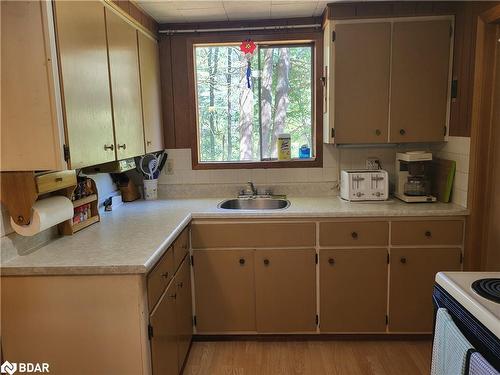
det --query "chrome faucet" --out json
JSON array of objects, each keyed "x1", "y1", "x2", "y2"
[{"x1": 243, "y1": 181, "x2": 257, "y2": 196}]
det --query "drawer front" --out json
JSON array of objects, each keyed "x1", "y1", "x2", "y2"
[
  {"x1": 35, "y1": 171, "x2": 77, "y2": 194},
  {"x1": 319, "y1": 221, "x2": 389, "y2": 246},
  {"x1": 191, "y1": 222, "x2": 316, "y2": 249},
  {"x1": 174, "y1": 227, "x2": 189, "y2": 271},
  {"x1": 391, "y1": 220, "x2": 463, "y2": 246},
  {"x1": 147, "y1": 248, "x2": 174, "y2": 309}
]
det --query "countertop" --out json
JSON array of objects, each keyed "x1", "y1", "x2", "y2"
[{"x1": 1, "y1": 197, "x2": 469, "y2": 276}]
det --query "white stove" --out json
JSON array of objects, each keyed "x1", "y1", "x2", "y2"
[{"x1": 435, "y1": 272, "x2": 500, "y2": 337}]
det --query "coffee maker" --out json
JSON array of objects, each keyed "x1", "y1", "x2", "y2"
[{"x1": 395, "y1": 151, "x2": 437, "y2": 203}]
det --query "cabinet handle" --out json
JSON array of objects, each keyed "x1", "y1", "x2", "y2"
[
  {"x1": 169, "y1": 293, "x2": 177, "y2": 300},
  {"x1": 400, "y1": 257, "x2": 407, "y2": 264},
  {"x1": 239, "y1": 258, "x2": 245, "y2": 265},
  {"x1": 161, "y1": 272, "x2": 169, "y2": 279},
  {"x1": 263, "y1": 259, "x2": 270, "y2": 266},
  {"x1": 177, "y1": 282, "x2": 183, "y2": 288},
  {"x1": 351, "y1": 231, "x2": 358, "y2": 239},
  {"x1": 117, "y1": 144, "x2": 127, "y2": 150},
  {"x1": 182, "y1": 244, "x2": 188, "y2": 250},
  {"x1": 146, "y1": 140, "x2": 152, "y2": 146},
  {"x1": 104, "y1": 144, "x2": 114, "y2": 151},
  {"x1": 375, "y1": 129, "x2": 381, "y2": 136},
  {"x1": 425, "y1": 230, "x2": 432, "y2": 238},
  {"x1": 55, "y1": 177, "x2": 63, "y2": 182},
  {"x1": 399, "y1": 129, "x2": 406, "y2": 136},
  {"x1": 328, "y1": 258, "x2": 335, "y2": 265}
]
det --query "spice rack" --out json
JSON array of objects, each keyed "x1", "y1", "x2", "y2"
[{"x1": 58, "y1": 178, "x2": 100, "y2": 235}]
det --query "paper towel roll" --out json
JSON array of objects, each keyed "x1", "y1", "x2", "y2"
[{"x1": 10, "y1": 196, "x2": 74, "y2": 236}]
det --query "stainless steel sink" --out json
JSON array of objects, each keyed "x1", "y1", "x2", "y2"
[{"x1": 218, "y1": 198, "x2": 290, "y2": 210}]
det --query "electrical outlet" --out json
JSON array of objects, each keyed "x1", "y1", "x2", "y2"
[
  {"x1": 366, "y1": 158, "x2": 380, "y2": 170},
  {"x1": 165, "y1": 159, "x2": 174, "y2": 175}
]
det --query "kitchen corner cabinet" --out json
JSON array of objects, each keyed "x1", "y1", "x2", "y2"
[
  {"x1": 138, "y1": 32, "x2": 165, "y2": 154},
  {"x1": 324, "y1": 16, "x2": 453, "y2": 144},
  {"x1": 1, "y1": 1, "x2": 162, "y2": 171}
]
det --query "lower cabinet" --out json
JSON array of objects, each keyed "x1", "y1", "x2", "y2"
[
  {"x1": 193, "y1": 249, "x2": 256, "y2": 332},
  {"x1": 255, "y1": 249, "x2": 316, "y2": 332},
  {"x1": 388, "y1": 247, "x2": 462, "y2": 332},
  {"x1": 150, "y1": 282, "x2": 178, "y2": 375},
  {"x1": 320, "y1": 248, "x2": 388, "y2": 332},
  {"x1": 175, "y1": 257, "x2": 193, "y2": 370}
]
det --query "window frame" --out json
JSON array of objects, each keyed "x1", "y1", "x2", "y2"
[{"x1": 187, "y1": 30, "x2": 323, "y2": 170}]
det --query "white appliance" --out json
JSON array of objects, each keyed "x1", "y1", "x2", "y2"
[
  {"x1": 340, "y1": 169, "x2": 389, "y2": 201},
  {"x1": 395, "y1": 151, "x2": 437, "y2": 203},
  {"x1": 433, "y1": 272, "x2": 500, "y2": 371}
]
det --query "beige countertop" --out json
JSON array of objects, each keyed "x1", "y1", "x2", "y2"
[{"x1": 1, "y1": 197, "x2": 468, "y2": 276}]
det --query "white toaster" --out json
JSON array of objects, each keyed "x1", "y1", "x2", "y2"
[{"x1": 340, "y1": 169, "x2": 389, "y2": 201}]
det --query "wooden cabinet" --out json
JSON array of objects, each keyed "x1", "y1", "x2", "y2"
[
  {"x1": 105, "y1": 8, "x2": 145, "y2": 159},
  {"x1": 327, "y1": 22, "x2": 391, "y2": 144},
  {"x1": 324, "y1": 16, "x2": 452, "y2": 145},
  {"x1": 173, "y1": 227, "x2": 189, "y2": 271},
  {"x1": 54, "y1": 1, "x2": 116, "y2": 169},
  {"x1": 174, "y1": 257, "x2": 192, "y2": 371},
  {"x1": 319, "y1": 221, "x2": 389, "y2": 247},
  {"x1": 389, "y1": 20, "x2": 452, "y2": 142},
  {"x1": 147, "y1": 247, "x2": 174, "y2": 309},
  {"x1": 255, "y1": 249, "x2": 317, "y2": 332},
  {"x1": 320, "y1": 248, "x2": 388, "y2": 332},
  {"x1": 138, "y1": 32, "x2": 164, "y2": 153},
  {"x1": 388, "y1": 247, "x2": 461, "y2": 332},
  {"x1": 193, "y1": 250, "x2": 256, "y2": 332},
  {"x1": 150, "y1": 282, "x2": 178, "y2": 375}
]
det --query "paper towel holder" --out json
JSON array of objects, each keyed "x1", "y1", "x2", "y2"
[{"x1": 1, "y1": 170, "x2": 77, "y2": 226}]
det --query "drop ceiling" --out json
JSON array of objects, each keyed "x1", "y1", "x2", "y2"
[{"x1": 135, "y1": 1, "x2": 328, "y2": 24}]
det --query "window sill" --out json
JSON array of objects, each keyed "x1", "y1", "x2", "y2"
[{"x1": 192, "y1": 158, "x2": 322, "y2": 170}]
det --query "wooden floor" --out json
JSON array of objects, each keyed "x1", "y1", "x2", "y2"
[{"x1": 183, "y1": 339, "x2": 432, "y2": 375}]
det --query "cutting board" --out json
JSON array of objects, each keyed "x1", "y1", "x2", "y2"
[{"x1": 431, "y1": 158, "x2": 456, "y2": 203}]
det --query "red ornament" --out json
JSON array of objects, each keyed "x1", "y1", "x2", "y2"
[{"x1": 240, "y1": 39, "x2": 256, "y2": 55}]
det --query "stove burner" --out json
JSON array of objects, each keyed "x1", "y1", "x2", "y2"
[{"x1": 471, "y1": 278, "x2": 500, "y2": 303}]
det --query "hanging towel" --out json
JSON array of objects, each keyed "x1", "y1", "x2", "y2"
[
  {"x1": 467, "y1": 350, "x2": 500, "y2": 375},
  {"x1": 431, "y1": 308, "x2": 475, "y2": 375}
]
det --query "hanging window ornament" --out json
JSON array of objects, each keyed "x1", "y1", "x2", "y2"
[{"x1": 240, "y1": 39, "x2": 256, "y2": 89}]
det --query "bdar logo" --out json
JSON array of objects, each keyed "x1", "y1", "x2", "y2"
[{"x1": 0, "y1": 361, "x2": 17, "y2": 375}]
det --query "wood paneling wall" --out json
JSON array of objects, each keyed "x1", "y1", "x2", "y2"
[{"x1": 110, "y1": 0, "x2": 158, "y2": 35}]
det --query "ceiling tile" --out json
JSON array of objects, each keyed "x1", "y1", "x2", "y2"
[
  {"x1": 180, "y1": 8, "x2": 228, "y2": 22},
  {"x1": 270, "y1": 3, "x2": 316, "y2": 18},
  {"x1": 224, "y1": 2, "x2": 271, "y2": 21}
]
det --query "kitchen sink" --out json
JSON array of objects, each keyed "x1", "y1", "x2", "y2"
[{"x1": 218, "y1": 198, "x2": 290, "y2": 210}]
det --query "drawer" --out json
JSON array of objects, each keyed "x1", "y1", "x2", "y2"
[
  {"x1": 147, "y1": 247, "x2": 174, "y2": 309},
  {"x1": 391, "y1": 220, "x2": 463, "y2": 246},
  {"x1": 35, "y1": 170, "x2": 77, "y2": 194},
  {"x1": 319, "y1": 221, "x2": 389, "y2": 246},
  {"x1": 174, "y1": 227, "x2": 189, "y2": 271},
  {"x1": 191, "y1": 222, "x2": 316, "y2": 249}
]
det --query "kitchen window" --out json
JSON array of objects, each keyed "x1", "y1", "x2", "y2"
[{"x1": 193, "y1": 41, "x2": 320, "y2": 167}]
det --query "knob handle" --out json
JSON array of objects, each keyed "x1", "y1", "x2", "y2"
[
  {"x1": 399, "y1": 129, "x2": 406, "y2": 136},
  {"x1": 169, "y1": 293, "x2": 177, "y2": 300},
  {"x1": 146, "y1": 140, "x2": 152, "y2": 146},
  {"x1": 328, "y1": 258, "x2": 335, "y2": 265},
  {"x1": 117, "y1": 144, "x2": 127, "y2": 150},
  {"x1": 104, "y1": 144, "x2": 114, "y2": 151},
  {"x1": 400, "y1": 257, "x2": 407, "y2": 264},
  {"x1": 161, "y1": 272, "x2": 169, "y2": 279},
  {"x1": 239, "y1": 258, "x2": 245, "y2": 265},
  {"x1": 375, "y1": 129, "x2": 381, "y2": 136},
  {"x1": 182, "y1": 244, "x2": 188, "y2": 250},
  {"x1": 351, "y1": 231, "x2": 358, "y2": 239},
  {"x1": 177, "y1": 282, "x2": 183, "y2": 288},
  {"x1": 263, "y1": 259, "x2": 270, "y2": 266},
  {"x1": 425, "y1": 231, "x2": 432, "y2": 237}
]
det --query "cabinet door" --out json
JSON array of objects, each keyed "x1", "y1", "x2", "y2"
[
  {"x1": 320, "y1": 248, "x2": 388, "y2": 332},
  {"x1": 193, "y1": 250, "x2": 255, "y2": 332},
  {"x1": 138, "y1": 32, "x2": 164, "y2": 153},
  {"x1": 255, "y1": 249, "x2": 316, "y2": 332},
  {"x1": 389, "y1": 247, "x2": 461, "y2": 332},
  {"x1": 105, "y1": 9, "x2": 145, "y2": 159},
  {"x1": 389, "y1": 20, "x2": 452, "y2": 143},
  {"x1": 150, "y1": 282, "x2": 178, "y2": 375},
  {"x1": 175, "y1": 257, "x2": 192, "y2": 371},
  {"x1": 334, "y1": 22, "x2": 391, "y2": 144},
  {"x1": 54, "y1": 1, "x2": 115, "y2": 168}
]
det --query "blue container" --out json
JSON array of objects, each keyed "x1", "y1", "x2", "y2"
[{"x1": 299, "y1": 145, "x2": 311, "y2": 159}]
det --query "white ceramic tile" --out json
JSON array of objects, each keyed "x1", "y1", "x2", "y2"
[
  {"x1": 322, "y1": 167, "x2": 337, "y2": 182},
  {"x1": 307, "y1": 168, "x2": 323, "y2": 182},
  {"x1": 250, "y1": 169, "x2": 268, "y2": 184},
  {"x1": 454, "y1": 171, "x2": 469, "y2": 192}
]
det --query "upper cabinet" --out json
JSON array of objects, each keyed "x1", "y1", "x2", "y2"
[
  {"x1": 1, "y1": 1, "x2": 162, "y2": 172},
  {"x1": 324, "y1": 16, "x2": 453, "y2": 145},
  {"x1": 54, "y1": 1, "x2": 116, "y2": 169},
  {"x1": 138, "y1": 33, "x2": 165, "y2": 154},
  {"x1": 105, "y1": 8, "x2": 145, "y2": 159}
]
